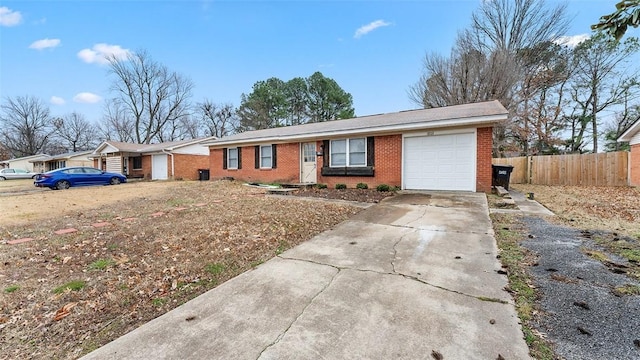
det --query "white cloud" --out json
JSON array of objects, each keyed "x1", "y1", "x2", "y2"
[
  {"x1": 73, "y1": 92, "x2": 102, "y2": 104},
  {"x1": 50, "y1": 96, "x2": 65, "y2": 105},
  {"x1": 555, "y1": 34, "x2": 590, "y2": 48},
  {"x1": 77, "y1": 43, "x2": 131, "y2": 65},
  {"x1": 0, "y1": 6, "x2": 22, "y2": 26},
  {"x1": 354, "y1": 20, "x2": 391, "y2": 39},
  {"x1": 29, "y1": 38, "x2": 61, "y2": 50}
]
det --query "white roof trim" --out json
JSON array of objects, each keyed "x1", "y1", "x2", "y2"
[{"x1": 618, "y1": 119, "x2": 640, "y2": 142}]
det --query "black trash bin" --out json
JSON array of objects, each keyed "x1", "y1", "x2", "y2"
[
  {"x1": 492, "y1": 165, "x2": 514, "y2": 190},
  {"x1": 198, "y1": 169, "x2": 210, "y2": 181}
]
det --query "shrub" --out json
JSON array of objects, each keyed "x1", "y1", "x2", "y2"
[
  {"x1": 335, "y1": 183, "x2": 347, "y2": 190},
  {"x1": 356, "y1": 183, "x2": 368, "y2": 189},
  {"x1": 316, "y1": 183, "x2": 328, "y2": 189},
  {"x1": 376, "y1": 184, "x2": 391, "y2": 192}
]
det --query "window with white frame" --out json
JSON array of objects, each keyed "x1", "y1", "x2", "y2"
[
  {"x1": 228, "y1": 148, "x2": 239, "y2": 169},
  {"x1": 330, "y1": 138, "x2": 366, "y2": 167},
  {"x1": 260, "y1": 145, "x2": 272, "y2": 168}
]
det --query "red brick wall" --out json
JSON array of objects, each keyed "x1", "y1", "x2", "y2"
[
  {"x1": 631, "y1": 144, "x2": 640, "y2": 187},
  {"x1": 317, "y1": 135, "x2": 402, "y2": 188},
  {"x1": 173, "y1": 154, "x2": 210, "y2": 180},
  {"x1": 209, "y1": 143, "x2": 300, "y2": 184},
  {"x1": 476, "y1": 127, "x2": 493, "y2": 193},
  {"x1": 208, "y1": 129, "x2": 492, "y2": 191}
]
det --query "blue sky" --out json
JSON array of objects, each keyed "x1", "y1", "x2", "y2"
[{"x1": 0, "y1": 1, "x2": 634, "y2": 124}]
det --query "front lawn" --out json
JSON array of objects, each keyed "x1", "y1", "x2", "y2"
[{"x1": 0, "y1": 180, "x2": 362, "y2": 359}]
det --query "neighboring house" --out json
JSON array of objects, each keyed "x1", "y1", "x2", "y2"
[
  {"x1": 91, "y1": 137, "x2": 217, "y2": 180},
  {"x1": 2, "y1": 154, "x2": 49, "y2": 173},
  {"x1": 202, "y1": 101, "x2": 508, "y2": 192},
  {"x1": 618, "y1": 119, "x2": 640, "y2": 186},
  {"x1": 34, "y1": 150, "x2": 94, "y2": 171}
]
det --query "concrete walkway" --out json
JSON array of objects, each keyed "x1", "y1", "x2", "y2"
[
  {"x1": 82, "y1": 192, "x2": 530, "y2": 360},
  {"x1": 490, "y1": 189, "x2": 555, "y2": 216}
]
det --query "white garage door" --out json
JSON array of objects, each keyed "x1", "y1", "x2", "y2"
[
  {"x1": 403, "y1": 132, "x2": 476, "y2": 191},
  {"x1": 152, "y1": 154, "x2": 168, "y2": 180}
]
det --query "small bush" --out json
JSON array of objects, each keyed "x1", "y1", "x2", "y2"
[
  {"x1": 356, "y1": 183, "x2": 368, "y2": 189},
  {"x1": 376, "y1": 184, "x2": 391, "y2": 192},
  {"x1": 53, "y1": 280, "x2": 86, "y2": 294},
  {"x1": 335, "y1": 183, "x2": 347, "y2": 190},
  {"x1": 316, "y1": 183, "x2": 328, "y2": 189}
]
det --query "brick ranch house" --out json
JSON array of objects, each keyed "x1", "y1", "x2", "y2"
[
  {"x1": 91, "y1": 137, "x2": 216, "y2": 180},
  {"x1": 202, "y1": 101, "x2": 508, "y2": 192},
  {"x1": 618, "y1": 119, "x2": 640, "y2": 186}
]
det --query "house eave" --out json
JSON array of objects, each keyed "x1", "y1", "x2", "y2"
[
  {"x1": 204, "y1": 114, "x2": 504, "y2": 148},
  {"x1": 618, "y1": 119, "x2": 640, "y2": 142}
]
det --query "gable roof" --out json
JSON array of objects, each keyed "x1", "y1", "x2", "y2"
[
  {"x1": 92, "y1": 136, "x2": 218, "y2": 155},
  {"x1": 202, "y1": 100, "x2": 507, "y2": 147},
  {"x1": 618, "y1": 119, "x2": 640, "y2": 142}
]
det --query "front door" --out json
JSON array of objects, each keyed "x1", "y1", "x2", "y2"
[{"x1": 301, "y1": 142, "x2": 317, "y2": 183}]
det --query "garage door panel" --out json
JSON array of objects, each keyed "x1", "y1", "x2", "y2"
[{"x1": 404, "y1": 133, "x2": 475, "y2": 191}]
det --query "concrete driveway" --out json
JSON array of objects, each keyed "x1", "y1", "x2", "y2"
[{"x1": 82, "y1": 192, "x2": 530, "y2": 360}]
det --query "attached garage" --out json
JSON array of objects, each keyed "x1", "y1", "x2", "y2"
[{"x1": 403, "y1": 131, "x2": 476, "y2": 191}]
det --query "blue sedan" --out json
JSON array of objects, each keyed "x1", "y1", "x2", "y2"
[{"x1": 34, "y1": 167, "x2": 127, "y2": 190}]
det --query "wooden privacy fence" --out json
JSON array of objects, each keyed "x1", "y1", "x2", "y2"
[{"x1": 492, "y1": 151, "x2": 629, "y2": 186}]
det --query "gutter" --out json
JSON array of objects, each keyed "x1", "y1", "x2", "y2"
[{"x1": 162, "y1": 149, "x2": 175, "y2": 179}]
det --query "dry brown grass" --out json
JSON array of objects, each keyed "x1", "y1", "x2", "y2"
[
  {"x1": 0, "y1": 180, "x2": 362, "y2": 359},
  {"x1": 511, "y1": 184, "x2": 640, "y2": 238}
]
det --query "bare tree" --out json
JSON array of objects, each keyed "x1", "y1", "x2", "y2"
[
  {"x1": 52, "y1": 112, "x2": 98, "y2": 152},
  {"x1": 97, "y1": 99, "x2": 136, "y2": 142},
  {"x1": 570, "y1": 33, "x2": 639, "y2": 152},
  {"x1": 197, "y1": 101, "x2": 237, "y2": 138},
  {"x1": 0, "y1": 95, "x2": 55, "y2": 157},
  {"x1": 107, "y1": 50, "x2": 194, "y2": 144},
  {"x1": 604, "y1": 91, "x2": 640, "y2": 151},
  {"x1": 511, "y1": 41, "x2": 574, "y2": 154}
]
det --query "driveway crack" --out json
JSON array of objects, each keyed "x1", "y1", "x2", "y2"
[
  {"x1": 391, "y1": 232, "x2": 411, "y2": 273},
  {"x1": 278, "y1": 256, "x2": 507, "y2": 305},
  {"x1": 257, "y1": 259, "x2": 340, "y2": 359}
]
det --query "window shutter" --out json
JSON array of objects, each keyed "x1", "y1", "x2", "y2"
[
  {"x1": 367, "y1": 137, "x2": 375, "y2": 167},
  {"x1": 237, "y1": 148, "x2": 242, "y2": 169},
  {"x1": 222, "y1": 148, "x2": 227, "y2": 169},
  {"x1": 322, "y1": 140, "x2": 329, "y2": 168},
  {"x1": 255, "y1": 145, "x2": 260, "y2": 169},
  {"x1": 272, "y1": 144, "x2": 277, "y2": 169}
]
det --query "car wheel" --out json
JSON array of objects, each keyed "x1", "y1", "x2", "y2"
[
  {"x1": 0, "y1": 176, "x2": 5, "y2": 181},
  {"x1": 56, "y1": 180, "x2": 71, "y2": 190},
  {"x1": 110, "y1": 177, "x2": 121, "y2": 185}
]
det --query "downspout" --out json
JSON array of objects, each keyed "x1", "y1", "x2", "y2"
[{"x1": 162, "y1": 149, "x2": 175, "y2": 180}]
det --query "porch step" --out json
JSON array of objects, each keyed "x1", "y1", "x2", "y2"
[
  {"x1": 265, "y1": 188, "x2": 298, "y2": 195},
  {"x1": 494, "y1": 186, "x2": 510, "y2": 197}
]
